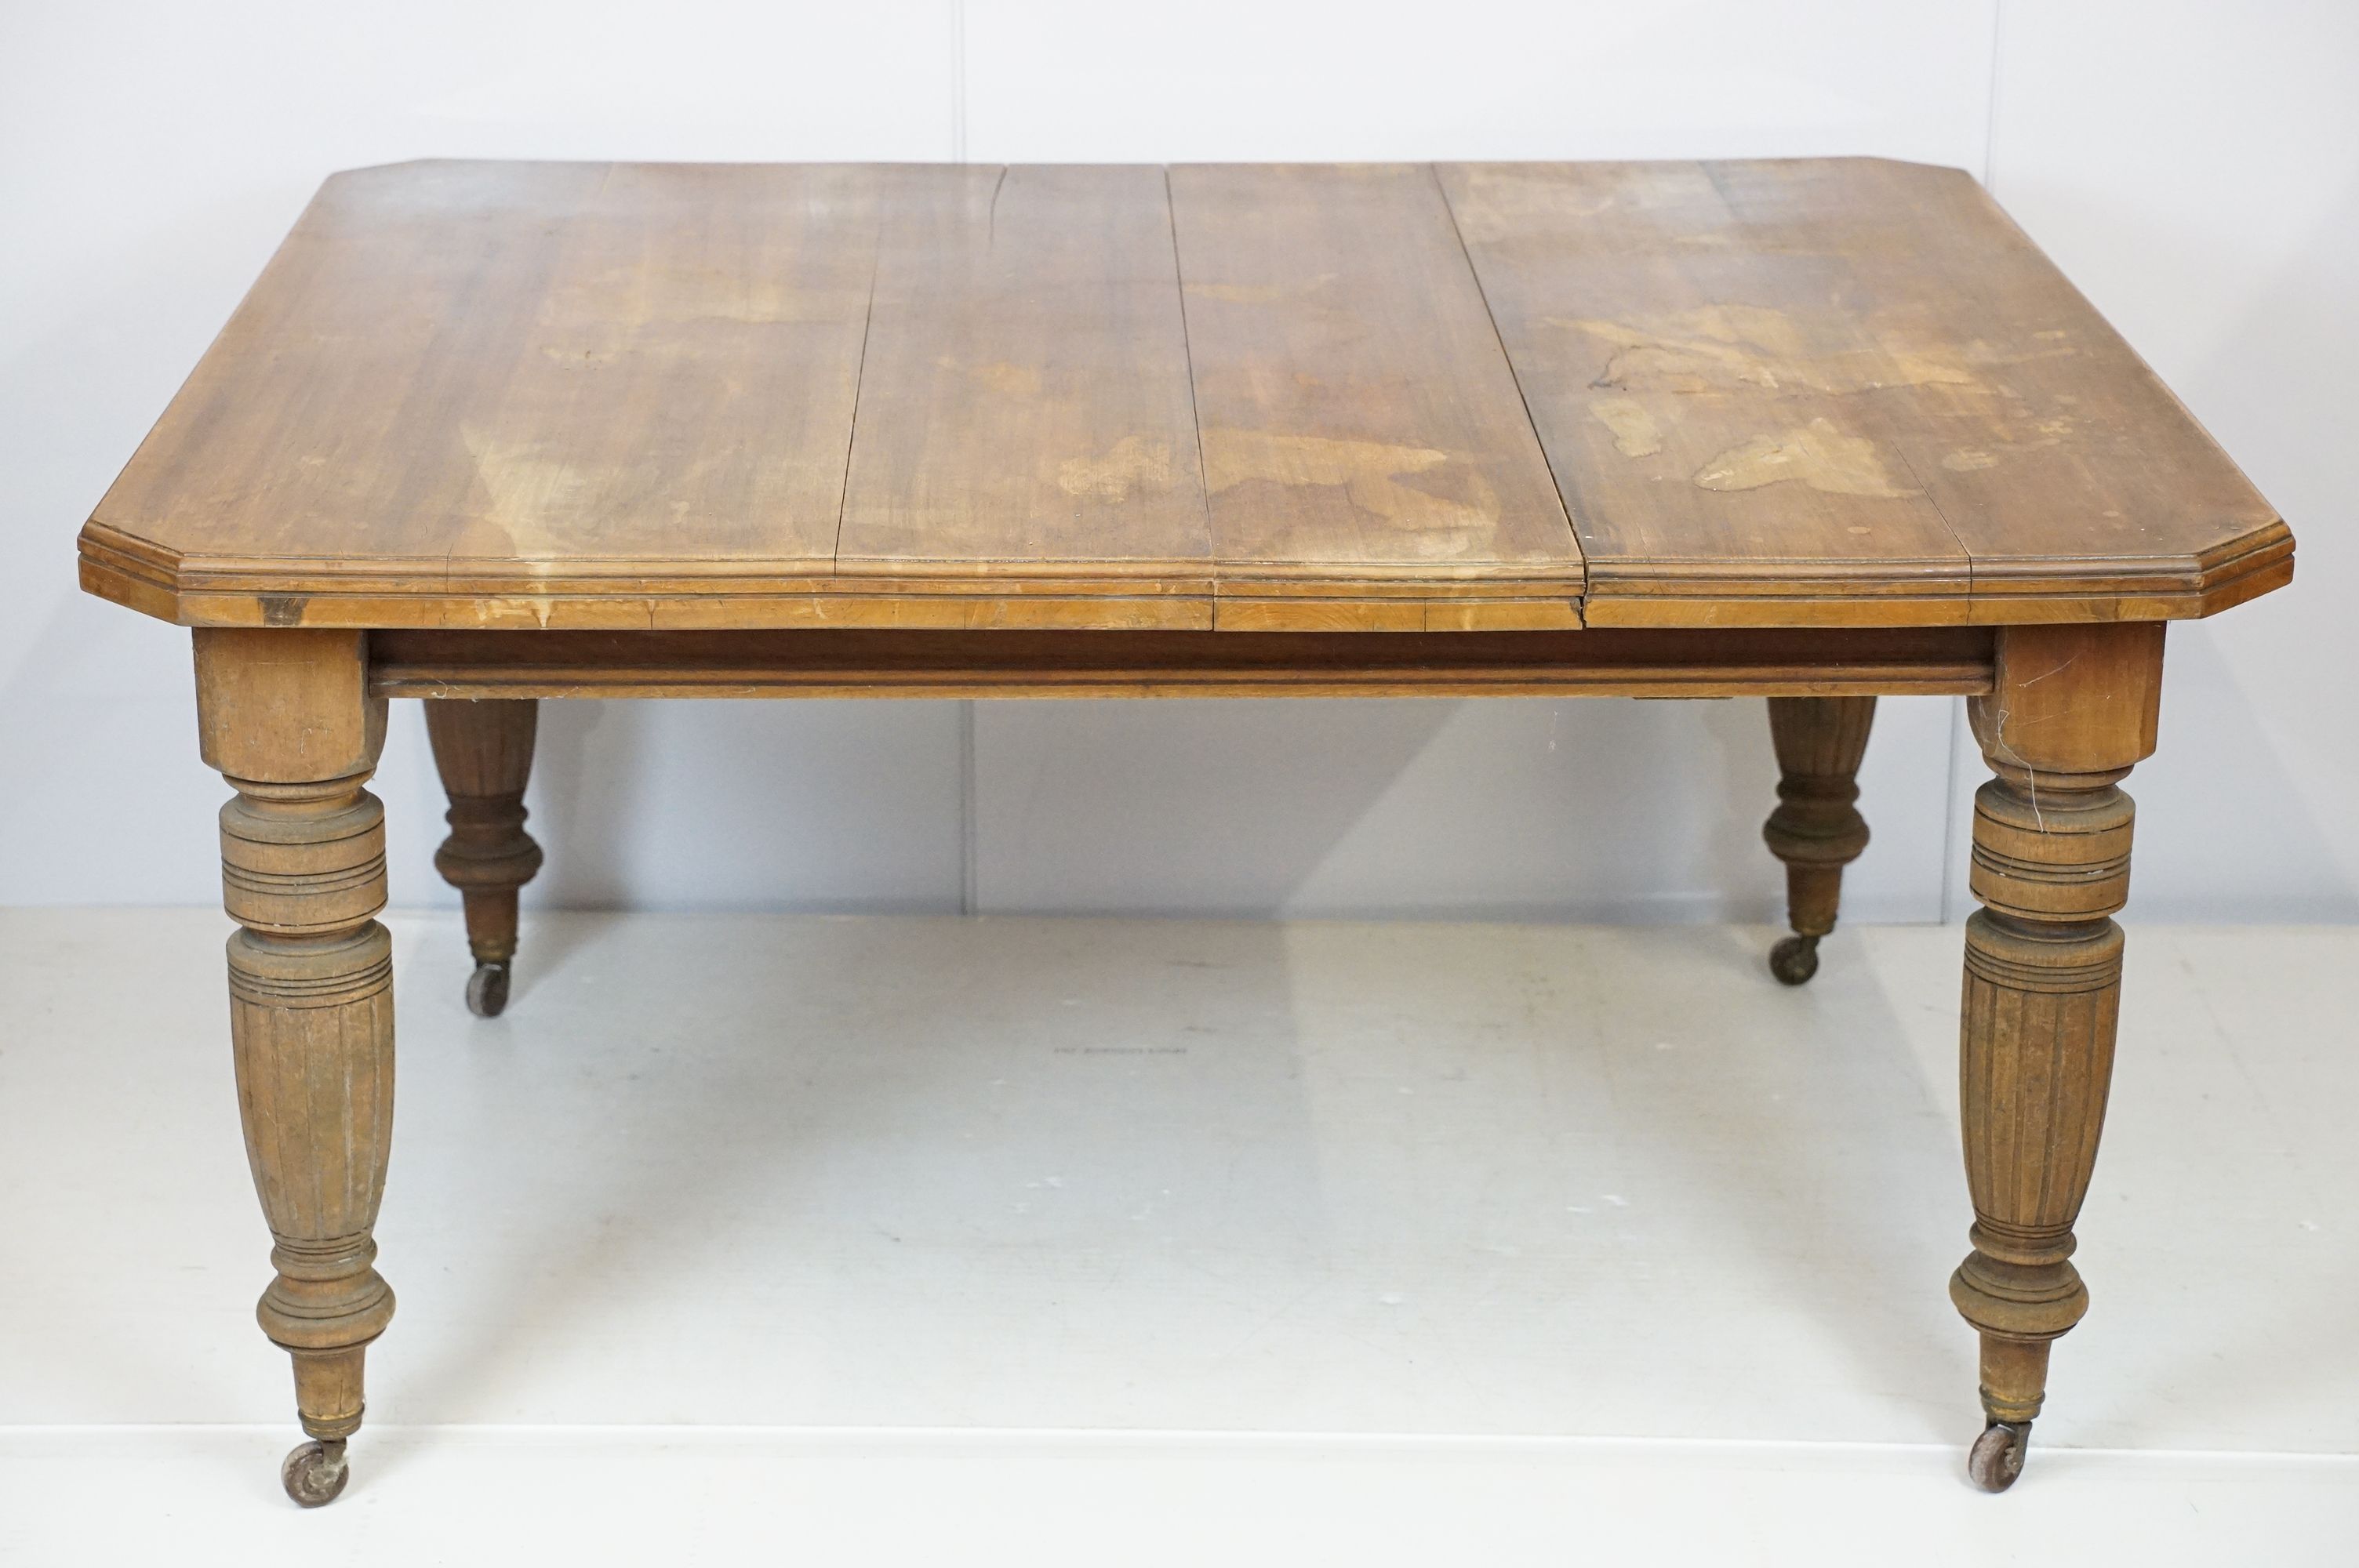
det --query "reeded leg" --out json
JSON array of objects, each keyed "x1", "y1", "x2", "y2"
[
  {"x1": 1951, "y1": 623, "x2": 2164, "y2": 1492},
  {"x1": 1761, "y1": 695, "x2": 1875, "y2": 984},
  {"x1": 423, "y1": 699, "x2": 542, "y2": 1018},
  {"x1": 195, "y1": 629, "x2": 396, "y2": 1508}
]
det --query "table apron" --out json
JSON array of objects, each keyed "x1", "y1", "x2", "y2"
[{"x1": 365, "y1": 627, "x2": 1995, "y2": 702}]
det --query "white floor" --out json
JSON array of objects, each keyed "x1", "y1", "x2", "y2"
[{"x1": 2, "y1": 909, "x2": 2354, "y2": 1563}]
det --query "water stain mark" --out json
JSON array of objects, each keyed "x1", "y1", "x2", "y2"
[
  {"x1": 1201, "y1": 429, "x2": 1498, "y2": 556},
  {"x1": 1588, "y1": 397, "x2": 1663, "y2": 458},
  {"x1": 1056, "y1": 436, "x2": 1174, "y2": 503},
  {"x1": 1550, "y1": 305, "x2": 2026, "y2": 398},
  {"x1": 1694, "y1": 418, "x2": 1914, "y2": 499}
]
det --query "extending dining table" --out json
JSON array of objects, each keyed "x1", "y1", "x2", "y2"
[{"x1": 77, "y1": 158, "x2": 2290, "y2": 1505}]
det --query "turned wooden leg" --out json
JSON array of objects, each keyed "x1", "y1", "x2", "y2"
[
  {"x1": 1951, "y1": 622, "x2": 2163, "y2": 1492},
  {"x1": 195, "y1": 629, "x2": 395, "y2": 1508},
  {"x1": 1761, "y1": 695, "x2": 1876, "y2": 984},
  {"x1": 423, "y1": 699, "x2": 542, "y2": 1018}
]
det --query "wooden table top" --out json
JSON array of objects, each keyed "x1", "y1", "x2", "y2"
[{"x1": 80, "y1": 158, "x2": 2289, "y2": 634}]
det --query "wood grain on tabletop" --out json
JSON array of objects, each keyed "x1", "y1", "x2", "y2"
[
  {"x1": 1768, "y1": 159, "x2": 2287, "y2": 621},
  {"x1": 1164, "y1": 162, "x2": 1581, "y2": 630},
  {"x1": 88, "y1": 162, "x2": 880, "y2": 616},
  {"x1": 78, "y1": 158, "x2": 2288, "y2": 633},
  {"x1": 1438, "y1": 158, "x2": 2289, "y2": 625},
  {"x1": 1437, "y1": 160, "x2": 1974, "y2": 624},
  {"x1": 833, "y1": 164, "x2": 1215, "y2": 628}
]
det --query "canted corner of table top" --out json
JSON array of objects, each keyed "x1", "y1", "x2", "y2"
[{"x1": 78, "y1": 156, "x2": 2290, "y2": 636}]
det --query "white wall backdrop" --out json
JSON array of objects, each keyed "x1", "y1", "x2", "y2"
[{"x1": 1, "y1": 1, "x2": 2350, "y2": 924}]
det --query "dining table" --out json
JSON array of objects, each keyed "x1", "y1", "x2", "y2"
[{"x1": 76, "y1": 156, "x2": 2292, "y2": 1505}]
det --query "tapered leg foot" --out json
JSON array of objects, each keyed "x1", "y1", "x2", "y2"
[
  {"x1": 1761, "y1": 696, "x2": 1874, "y2": 983},
  {"x1": 425, "y1": 700, "x2": 541, "y2": 1017}
]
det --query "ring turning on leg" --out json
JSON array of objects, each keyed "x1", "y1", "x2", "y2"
[
  {"x1": 424, "y1": 699, "x2": 542, "y2": 1017},
  {"x1": 1761, "y1": 696, "x2": 1875, "y2": 984},
  {"x1": 197, "y1": 629, "x2": 398, "y2": 1507},
  {"x1": 1951, "y1": 623, "x2": 2162, "y2": 1491}
]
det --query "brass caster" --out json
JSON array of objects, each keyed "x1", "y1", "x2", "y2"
[
  {"x1": 1768, "y1": 933, "x2": 1820, "y2": 986},
  {"x1": 1967, "y1": 1421, "x2": 2030, "y2": 1493},
  {"x1": 466, "y1": 960, "x2": 511, "y2": 1018},
  {"x1": 282, "y1": 1438, "x2": 351, "y2": 1508}
]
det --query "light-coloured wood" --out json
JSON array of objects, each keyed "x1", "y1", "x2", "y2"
[
  {"x1": 1950, "y1": 621, "x2": 2163, "y2": 1487},
  {"x1": 1436, "y1": 159, "x2": 2291, "y2": 626},
  {"x1": 194, "y1": 628, "x2": 384, "y2": 783},
  {"x1": 1743, "y1": 160, "x2": 2288, "y2": 624},
  {"x1": 194, "y1": 628, "x2": 397, "y2": 1504},
  {"x1": 1438, "y1": 162, "x2": 1974, "y2": 625},
  {"x1": 423, "y1": 699, "x2": 542, "y2": 1016},
  {"x1": 1760, "y1": 696, "x2": 1877, "y2": 984},
  {"x1": 80, "y1": 156, "x2": 2299, "y2": 1504},
  {"x1": 82, "y1": 159, "x2": 2287, "y2": 633},
  {"x1": 1165, "y1": 162, "x2": 1582, "y2": 626},
  {"x1": 834, "y1": 165, "x2": 1212, "y2": 613},
  {"x1": 366, "y1": 627, "x2": 1993, "y2": 702},
  {"x1": 91, "y1": 162, "x2": 881, "y2": 628}
]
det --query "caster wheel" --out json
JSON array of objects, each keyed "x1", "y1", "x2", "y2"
[
  {"x1": 281, "y1": 1439, "x2": 350, "y2": 1508},
  {"x1": 1967, "y1": 1421, "x2": 2029, "y2": 1493},
  {"x1": 1768, "y1": 934, "x2": 1820, "y2": 986},
  {"x1": 466, "y1": 960, "x2": 511, "y2": 1018}
]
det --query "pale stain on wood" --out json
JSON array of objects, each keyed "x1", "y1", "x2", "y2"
[
  {"x1": 460, "y1": 427, "x2": 619, "y2": 561},
  {"x1": 1199, "y1": 428, "x2": 1499, "y2": 557},
  {"x1": 1694, "y1": 418, "x2": 1916, "y2": 499},
  {"x1": 1056, "y1": 436, "x2": 1176, "y2": 503},
  {"x1": 836, "y1": 163, "x2": 1210, "y2": 578},
  {"x1": 1559, "y1": 307, "x2": 1990, "y2": 398},
  {"x1": 1169, "y1": 162, "x2": 1578, "y2": 586},
  {"x1": 1590, "y1": 397, "x2": 1665, "y2": 458}
]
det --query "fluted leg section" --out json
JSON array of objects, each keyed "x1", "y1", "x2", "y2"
[
  {"x1": 423, "y1": 699, "x2": 541, "y2": 1018},
  {"x1": 1761, "y1": 695, "x2": 1875, "y2": 984},
  {"x1": 196, "y1": 629, "x2": 394, "y2": 1506},
  {"x1": 1952, "y1": 778, "x2": 2128, "y2": 1421},
  {"x1": 1951, "y1": 622, "x2": 2164, "y2": 1491},
  {"x1": 224, "y1": 782, "x2": 397, "y2": 1434}
]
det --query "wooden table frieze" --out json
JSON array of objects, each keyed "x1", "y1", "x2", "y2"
[{"x1": 75, "y1": 158, "x2": 2289, "y2": 1504}]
